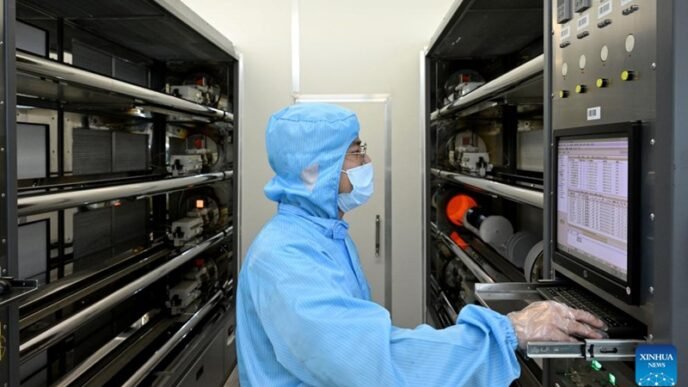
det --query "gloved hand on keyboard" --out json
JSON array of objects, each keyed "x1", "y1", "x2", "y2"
[{"x1": 507, "y1": 301, "x2": 608, "y2": 350}]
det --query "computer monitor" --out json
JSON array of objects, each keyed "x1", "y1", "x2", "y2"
[{"x1": 554, "y1": 123, "x2": 640, "y2": 304}]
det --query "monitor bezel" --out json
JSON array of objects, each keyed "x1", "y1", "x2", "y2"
[{"x1": 553, "y1": 122, "x2": 641, "y2": 305}]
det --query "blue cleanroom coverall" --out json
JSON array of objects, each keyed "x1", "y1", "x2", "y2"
[{"x1": 236, "y1": 103, "x2": 521, "y2": 386}]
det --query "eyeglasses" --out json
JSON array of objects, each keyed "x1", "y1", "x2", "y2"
[{"x1": 345, "y1": 142, "x2": 367, "y2": 159}]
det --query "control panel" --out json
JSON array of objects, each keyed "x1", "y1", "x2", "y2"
[
  {"x1": 549, "y1": 0, "x2": 657, "y2": 382},
  {"x1": 551, "y1": 0, "x2": 656, "y2": 314},
  {"x1": 553, "y1": 0, "x2": 656, "y2": 128}
]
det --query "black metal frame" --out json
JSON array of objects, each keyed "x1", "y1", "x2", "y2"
[
  {"x1": 8, "y1": 1, "x2": 240, "y2": 385},
  {"x1": 230, "y1": 59, "x2": 239, "y2": 306},
  {"x1": 424, "y1": 55, "x2": 435, "y2": 325},
  {"x1": 424, "y1": 0, "x2": 545, "y2": 341},
  {"x1": 655, "y1": 0, "x2": 688, "y2": 374},
  {"x1": 552, "y1": 122, "x2": 642, "y2": 305},
  {"x1": 501, "y1": 103, "x2": 518, "y2": 173},
  {"x1": 1, "y1": 0, "x2": 20, "y2": 384}
]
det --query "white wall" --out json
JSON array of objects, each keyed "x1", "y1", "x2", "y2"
[{"x1": 183, "y1": 0, "x2": 453, "y2": 328}]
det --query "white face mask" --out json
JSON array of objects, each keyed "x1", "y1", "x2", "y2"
[{"x1": 338, "y1": 163, "x2": 374, "y2": 213}]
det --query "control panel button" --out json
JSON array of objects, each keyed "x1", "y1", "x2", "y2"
[
  {"x1": 596, "y1": 78, "x2": 609, "y2": 88},
  {"x1": 623, "y1": 4, "x2": 640, "y2": 15},
  {"x1": 600, "y1": 45, "x2": 609, "y2": 62},
  {"x1": 597, "y1": 18, "x2": 612, "y2": 28},
  {"x1": 559, "y1": 90, "x2": 570, "y2": 98},
  {"x1": 625, "y1": 34, "x2": 635, "y2": 53},
  {"x1": 559, "y1": 41, "x2": 572, "y2": 48},
  {"x1": 575, "y1": 84, "x2": 587, "y2": 94},
  {"x1": 577, "y1": 31, "x2": 590, "y2": 39},
  {"x1": 621, "y1": 70, "x2": 636, "y2": 81}
]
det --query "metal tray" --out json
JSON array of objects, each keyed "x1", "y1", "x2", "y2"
[{"x1": 474, "y1": 282, "x2": 646, "y2": 361}]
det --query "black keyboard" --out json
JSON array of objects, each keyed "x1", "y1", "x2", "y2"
[{"x1": 537, "y1": 286, "x2": 645, "y2": 339}]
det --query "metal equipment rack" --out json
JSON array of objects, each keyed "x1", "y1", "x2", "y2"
[
  {"x1": 1, "y1": 1, "x2": 241, "y2": 385},
  {"x1": 423, "y1": 0, "x2": 688, "y2": 385}
]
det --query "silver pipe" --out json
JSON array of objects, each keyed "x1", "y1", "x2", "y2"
[
  {"x1": 54, "y1": 310, "x2": 161, "y2": 387},
  {"x1": 21, "y1": 248, "x2": 170, "y2": 329},
  {"x1": 439, "y1": 291, "x2": 458, "y2": 323},
  {"x1": 20, "y1": 242, "x2": 166, "y2": 316},
  {"x1": 430, "y1": 223, "x2": 495, "y2": 284},
  {"x1": 434, "y1": 55, "x2": 544, "y2": 119},
  {"x1": 441, "y1": 233, "x2": 496, "y2": 284},
  {"x1": 431, "y1": 168, "x2": 543, "y2": 208},
  {"x1": 18, "y1": 171, "x2": 233, "y2": 216},
  {"x1": 122, "y1": 291, "x2": 223, "y2": 387},
  {"x1": 454, "y1": 55, "x2": 543, "y2": 109},
  {"x1": 20, "y1": 227, "x2": 232, "y2": 362},
  {"x1": 16, "y1": 52, "x2": 234, "y2": 122}
]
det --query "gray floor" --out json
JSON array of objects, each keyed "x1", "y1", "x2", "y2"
[{"x1": 224, "y1": 366, "x2": 240, "y2": 387}]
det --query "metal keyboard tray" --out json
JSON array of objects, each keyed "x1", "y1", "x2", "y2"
[
  {"x1": 474, "y1": 282, "x2": 549, "y2": 314},
  {"x1": 474, "y1": 282, "x2": 646, "y2": 361}
]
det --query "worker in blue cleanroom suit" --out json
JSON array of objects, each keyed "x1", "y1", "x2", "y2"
[{"x1": 236, "y1": 103, "x2": 606, "y2": 386}]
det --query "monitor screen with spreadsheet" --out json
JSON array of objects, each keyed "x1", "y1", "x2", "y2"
[{"x1": 554, "y1": 124, "x2": 640, "y2": 304}]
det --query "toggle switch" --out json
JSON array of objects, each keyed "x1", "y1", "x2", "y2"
[
  {"x1": 621, "y1": 70, "x2": 636, "y2": 81},
  {"x1": 622, "y1": 4, "x2": 640, "y2": 15},
  {"x1": 596, "y1": 78, "x2": 609, "y2": 88},
  {"x1": 597, "y1": 18, "x2": 612, "y2": 28}
]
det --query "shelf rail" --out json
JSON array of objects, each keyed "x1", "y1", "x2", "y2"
[
  {"x1": 431, "y1": 222, "x2": 495, "y2": 284},
  {"x1": 53, "y1": 309, "x2": 162, "y2": 387},
  {"x1": 19, "y1": 227, "x2": 233, "y2": 363},
  {"x1": 122, "y1": 291, "x2": 223, "y2": 387},
  {"x1": 20, "y1": 245, "x2": 170, "y2": 328},
  {"x1": 16, "y1": 52, "x2": 234, "y2": 122},
  {"x1": 431, "y1": 54, "x2": 544, "y2": 120},
  {"x1": 431, "y1": 168, "x2": 543, "y2": 208},
  {"x1": 18, "y1": 171, "x2": 233, "y2": 216}
]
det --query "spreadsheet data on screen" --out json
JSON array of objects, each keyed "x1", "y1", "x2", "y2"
[{"x1": 557, "y1": 137, "x2": 629, "y2": 281}]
